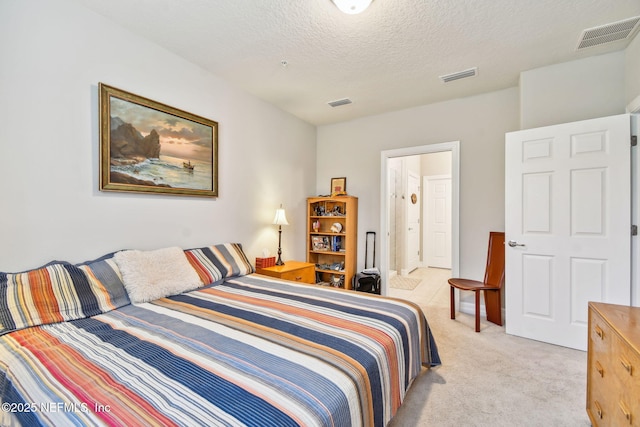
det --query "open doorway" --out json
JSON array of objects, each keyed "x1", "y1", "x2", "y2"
[{"x1": 380, "y1": 142, "x2": 460, "y2": 295}]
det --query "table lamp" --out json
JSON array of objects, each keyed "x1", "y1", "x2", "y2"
[{"x1": 273, "y1": 204, "x2": 289, "y2": 265}]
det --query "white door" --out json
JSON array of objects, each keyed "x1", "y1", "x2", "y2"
[
  {"x1": 505, "y1": 114, "x2": 631, "y2": 351},
  {"x1": 406, "y1": 171, "x2": 420, "y2": 274},
  {"x1": 425, "y1": 175, "x2": 452, "y2": 268}
]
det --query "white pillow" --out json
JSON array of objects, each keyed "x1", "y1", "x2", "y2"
[{"x1": 114, "y1": 247, "x2": 202, "y2": 303}]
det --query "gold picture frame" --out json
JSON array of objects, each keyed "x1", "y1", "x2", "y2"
[
  {"x1": 330, "y1": 177, "x2": 347, "y2": 197},
  {"x1": 99, "y1": 83, "x2": 218, "y2": 197}
]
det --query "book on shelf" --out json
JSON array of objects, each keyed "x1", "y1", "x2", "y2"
[{"x1": 331, "y1": 235, "x2": 342, "y2": 252}]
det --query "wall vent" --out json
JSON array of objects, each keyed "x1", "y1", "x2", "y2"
[
  {"x1": 439, "y1": 67, "x2": 478, "y2": 83},
  {"x1": 576, "y1": 16, "x2": 640, "y2": 50},
  {"x1": 328, "y1": 98, "x2": 352, "y2": 107}
]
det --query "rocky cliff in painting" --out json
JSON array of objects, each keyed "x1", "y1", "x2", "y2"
[{"x1": 110, "y1": 116, "x2": 161, "y2": 163}]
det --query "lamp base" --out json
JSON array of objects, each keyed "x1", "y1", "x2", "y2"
[{"x1": 276, "y1": 227, "x2": 285, "y2": 265}]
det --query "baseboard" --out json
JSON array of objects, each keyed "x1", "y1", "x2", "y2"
[
  {"x1": 459, "y1": 301, "x2": 506, "y2": 324},
  {"x1": 459, "y1": 300, "x2": 484, "y2": 316}
]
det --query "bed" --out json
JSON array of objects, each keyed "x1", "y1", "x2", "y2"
[{"x1": 0, "y1": 244, "x2": 440, "y2": 427}]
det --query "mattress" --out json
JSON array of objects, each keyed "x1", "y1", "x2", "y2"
[{"x1": 0, "y1": 273, "x2": 439, "y2": 427}]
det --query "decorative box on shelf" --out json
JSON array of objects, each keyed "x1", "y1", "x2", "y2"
[{"x1": 255, "y1": 257, "x2": 276, "y2": 268}]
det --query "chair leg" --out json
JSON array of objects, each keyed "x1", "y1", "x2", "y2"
[
  {"x1": 475, "y1": 290, "x2": 480, "y2": 332},
  {"x1": 484, "y1": 289, "x2": 503, "y2": 326},
  {"x1": 450, "y1": 286, "x2": 455, "y2": 319}
]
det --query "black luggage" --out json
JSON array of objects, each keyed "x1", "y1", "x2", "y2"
[{"x1": 353, "y1": 231, "x2": 381, "y2": 294}]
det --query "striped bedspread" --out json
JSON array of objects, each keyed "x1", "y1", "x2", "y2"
[{"x1": 0, "y1": 274, "x2": 440, "y2": 427}]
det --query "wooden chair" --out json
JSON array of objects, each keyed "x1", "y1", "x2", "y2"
[{"x1": 449, "y1": 231, "x2": 505, "y2": 332}]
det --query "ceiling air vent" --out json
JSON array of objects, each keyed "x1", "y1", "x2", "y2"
[
  {"x1": 328, "y1": 98, "x2": 352, "y2": 107},
  {"x1": 576, "y1": 16, "x2": 640, "y2": 50},
  {"x1": 439, "y1": 67, "x2": 478, "y2": 83}
]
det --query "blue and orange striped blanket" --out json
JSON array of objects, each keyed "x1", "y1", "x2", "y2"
[{"x1": 0, "y1": 274, "x2": 439, "y2": 427}]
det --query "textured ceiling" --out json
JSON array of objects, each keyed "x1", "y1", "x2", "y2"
[{"x1": 75, "y1": 0, "x2": 640, "y2": 125}]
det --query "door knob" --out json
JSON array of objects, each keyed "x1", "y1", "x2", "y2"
[{"x1": 508, "y1": 240, "x2": 525, "y2": 247}]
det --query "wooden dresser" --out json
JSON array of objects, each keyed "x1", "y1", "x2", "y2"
[
  {"x1": 255, "y1": 261, "x2": 316, "y2": 285},
  {"x1": 587, "y1": 302, "x2": 640, "y2": 426}
]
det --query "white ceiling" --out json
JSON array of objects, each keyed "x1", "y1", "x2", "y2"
[{"x1": 75, "y1": 0, "x2": 640, "y2": 125}]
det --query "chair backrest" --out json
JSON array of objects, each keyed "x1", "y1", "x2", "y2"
[{"x1": 483, "y1": 232, "x2": 505, "y2": 288}]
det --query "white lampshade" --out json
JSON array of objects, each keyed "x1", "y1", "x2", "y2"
[
  {"x1": 273, "y1": 207, "x2": 289, "y2": 226},
  {"x1": 332, "y1": 0, "x2": 373, "y2": 14}
]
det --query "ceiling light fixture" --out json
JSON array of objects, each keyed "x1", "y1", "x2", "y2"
[{"x1": 331, "y1": 0, "x2": 373, "y2": 15}]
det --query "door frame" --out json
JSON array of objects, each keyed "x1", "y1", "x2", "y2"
[
  {"x1": 627, "y1": 111, "x2": 639, "y2": 307},
  {"x1": 380, "y1": 141, "x2": 460, "y2": 295}
]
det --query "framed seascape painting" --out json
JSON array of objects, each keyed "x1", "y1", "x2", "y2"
[{"x1": 99, "y1": 83, "x2": 218, "y2": 197}]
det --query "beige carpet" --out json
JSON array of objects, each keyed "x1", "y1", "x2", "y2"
[
  {"x1": 388, "y1": 268, "x2": 590, "y2": 427},
  {"x1": 390, "y1": 275, "x2": 422, "y2": 290}
]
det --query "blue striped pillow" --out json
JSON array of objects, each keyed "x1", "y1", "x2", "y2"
[
  {"x1": 184, "y1": 247, "x2": 224, "y2": 285},
  {"x1": 212, "y1": 243, "x2": 255, "y2": 278},
  {"x1": 185, "y1": 243, "x2": 254, "y2": 281},
  {"x1": 0, "y1": 255, "x2": 129, "y2": 335},
  {"x1": 77, "y1": 252, "x2": 130, "y2": 309}
]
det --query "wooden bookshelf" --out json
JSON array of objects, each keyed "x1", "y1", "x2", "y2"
[{"x1": 306, "y1": 196, "x2": 357, "y2": 289}]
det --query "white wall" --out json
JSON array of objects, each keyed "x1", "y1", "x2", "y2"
[
  {"x1": 0, "y1": 0, "x2": 316, "y2": 271},
  {"x1": 625, "y1": 34, "x2": 640, "y2": 111},
  {"x1": 316, "y1": 49, "x2": 636, "y2": 300},
  {"x1": 421, "y1": 151, "x2": 452, "y2": 177},
  {"x1": 317, "y1": 88, "x2": 519, "y2": 281},
  {"x1": 520, "y1": 52, "x2": 626, "y2": 129}
]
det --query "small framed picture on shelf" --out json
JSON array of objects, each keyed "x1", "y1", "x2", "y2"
[
  {"x1": 312, "y1": 236, "x2": 330, "y2": 251},
  {"x1": 330, "y1": 177, "x2": 347, "y2": 197}
]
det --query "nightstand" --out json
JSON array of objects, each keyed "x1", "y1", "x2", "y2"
[{"x1": 255, "y1": 261, "x2": 316, "y2": 284}]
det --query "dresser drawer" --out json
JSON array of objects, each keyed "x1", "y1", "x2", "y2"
[
  {"x1": 587, "y1": 377, "x2": 609, "y2": 424},
  {"x1": 588, "y1": 309, "x2": 613, "y2": 389},
  {"x1": 255, "y1": 261, "x2": 316, "y2": 284},
  {"x1": 613, "y1": 335, "x2": 640, "y2": 425},
  {"x1": 279, "y1": 266, "x2": 315, "y2": 284},
  {"x1": 612, "y1": 334, "x2": 640, "y2": 386},
  {"x1": 590, "y1": 310, "x2": 612, "y2": 354}
]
